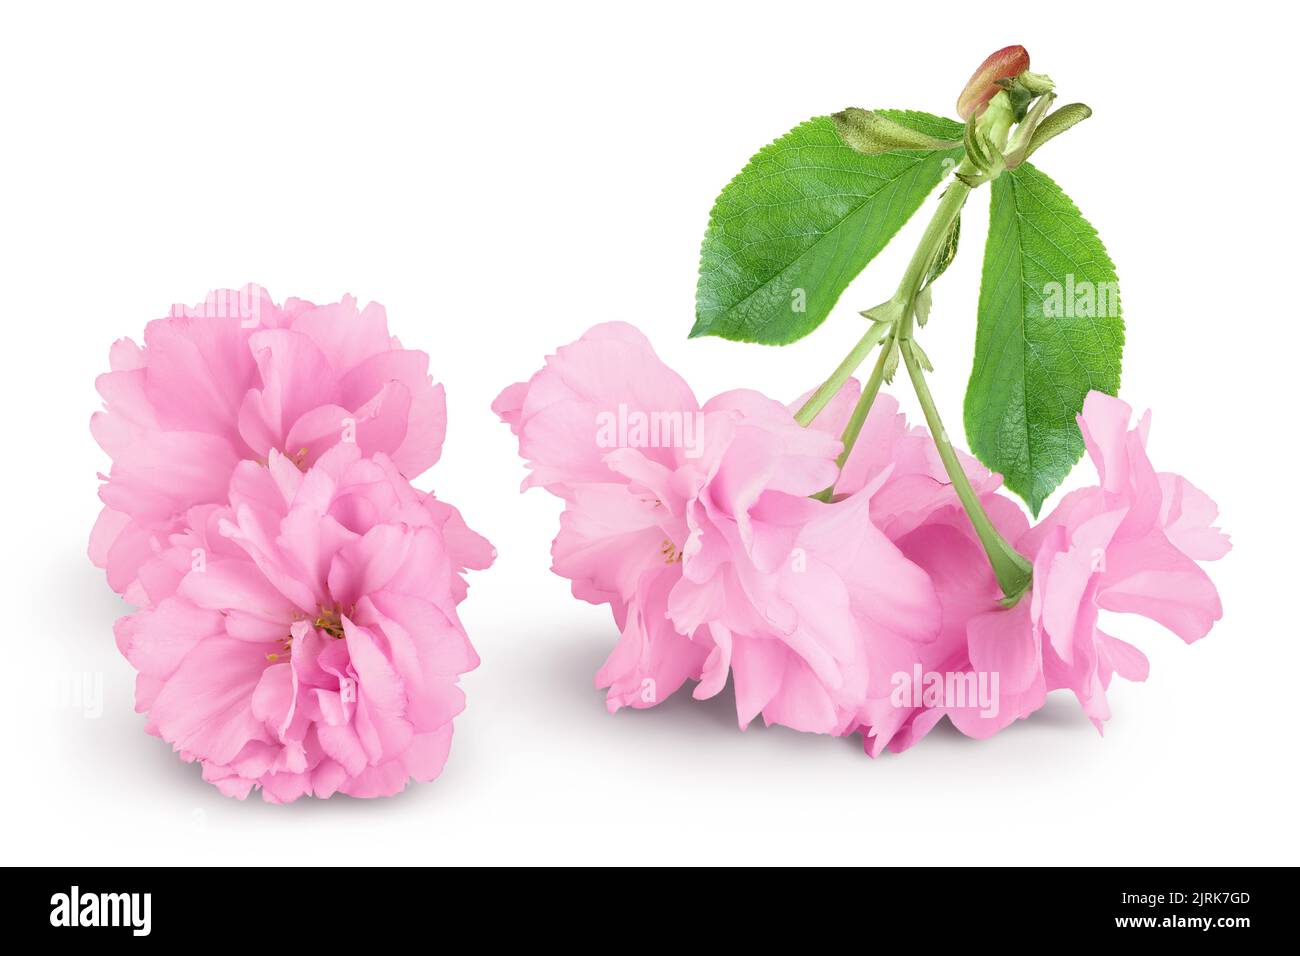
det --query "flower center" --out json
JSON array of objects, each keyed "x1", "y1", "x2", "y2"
[
  {"x1": 313, "y1": 606, "x2": 346, "y2": 639},
  {"x1": 659, "y1": 538, "x2": 682, "y2": 564},
  {"x1": 265, "y1": 606, "x2": 348, "y2": 662}
]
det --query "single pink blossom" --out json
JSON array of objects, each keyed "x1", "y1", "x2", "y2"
[
  {"x1": 113, "y1": 444, "x2": 493, "y2": 802},
  {"x1": 1015, "y1": 392, "x2": 1227, "y2": 724},
  {"x1": 830, "y1": 390, "x2": 1229, "y2": 751},
  {"x1": 90, "y1": 285, "x2": 447, "y2": 605},
  {"x1": 495, "y1": 323, "x2": 941, "y2": 735}
]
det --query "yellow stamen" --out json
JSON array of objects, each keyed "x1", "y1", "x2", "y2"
[{"x1": 313, "y1": 606, "x2": 346, "y2": 640}]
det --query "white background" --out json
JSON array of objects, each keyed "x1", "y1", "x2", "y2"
[{"x1": 2, "y1": 1, "x2": 1295, "y2": 866}]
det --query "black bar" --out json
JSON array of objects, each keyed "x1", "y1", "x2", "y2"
[{"x1": 5, "y1": 866, "x2": 1291, "y2": 941}]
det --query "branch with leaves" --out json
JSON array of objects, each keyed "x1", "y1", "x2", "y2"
[{"x1": 693, "y1": 45, "x2": 1119, "y2": 604}]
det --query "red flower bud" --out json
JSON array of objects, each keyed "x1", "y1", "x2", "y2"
[{"x1": 956, "y1": 45, "x2": 1030, "y2": 121}]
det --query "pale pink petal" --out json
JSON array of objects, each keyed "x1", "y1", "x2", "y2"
[
  {"x1": 148, "y1": 637, "x2": 274, "y2": 765},
  {"x1": 244, "y1": 328, "x2": 339, "y2": 446},
  {"x1": 291, "y1": 297, "x2": 394, "y2": 372},
  {"x1": 1159, "y1": 473, "x2": 1231, "y2": 561},
  {"x1": 1079, "y1": 390, "x2": 1135, "y2": 496},
  {"x1": 597, "y1": 572, "x2": 708, "y2": 712},
  {"x1": 327, "y1": 524, "x2": 412, "y2": 608},
  {"x1": 1097, "y1": 534, "x2": 1223, "y2": 642},
  {"x1": 1097, "y1": 630, "x2": 1150, "y2": 683}
]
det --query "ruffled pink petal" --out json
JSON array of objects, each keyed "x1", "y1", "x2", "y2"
[
  {"x1": 291, "y1": 297, "x2": 394, "y2": 373},
  {"x1": 553, "y1": 486, "x2": 665, "y2": 606},
  {"x1": 177, "y1": 558, "x2": 298, "y2": 624},
  {"x1": 242, "y1": 329, "x2": 341, "y2": 452},
  {"x1": 95, "y1": 429, "x2": 241, "y2": 524},
  {"x1": 114, "y1": 597, "x2": 226, "y2": 677},
  {"x1": 148, "y1": 637, "x2": 275, "y2": 765},
  {"x1": 757, "y1": 652, "x2": 840, "y2": 734},
  {"x1": 494, "y1": 322, "x2": 699, "y2": 494},
  {"x1": 139, "y1": 308, "x2": 258, "y2": 443},
  {"x1": 967, "y1": 601, "x2": 1039, "y2": 696},
  {"x1": 1097, "y1": 629, "x2": 1149, "y2": 684},
  {"x1": 948, "y1": 601, "x2": 1044, "y2": 738},
  {"x1": 402, "y1": 725, "x2": 455, "y2": 783},
  {"x1": 730, "y1": 632, "x2": 786, "y2": 728},
  {"x1": 1159, "y1": 473, "x2": 1231, "y2": 561},
  {"x1": 597, "y1": 572, "x2": 708, "y2": 712},
  {"x1": 327, "y1": 524, "x2": 412, "y2": 608},
  {"x1": 88, "y1": 506, "x2": 132, "y2": 570},
  {"x1": 338, "y1": 349, "x2": 446, "y2": 477},
  {"x1": 1097, "y1": 533, "x2": 1223, "y2": 642}
]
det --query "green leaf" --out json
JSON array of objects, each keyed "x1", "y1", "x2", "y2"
[
  {"x1": 693, "y1": 110, "x2": 964, "y2": 344},
  {"x1": 964, "y1": 161, "x2": 1124, "y2": 515}
]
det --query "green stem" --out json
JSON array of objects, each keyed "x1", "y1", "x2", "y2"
[
  {"x1": 800, "y1": 178, "x2": 972, "y2": 466},
  {"x1": 794, "y1": 320, "x2": 890, "y2": 426},
  {"x1": 797, "y1": 179, "x2": 971, "y2": 427},
  {"x1": 812, "y1": 329, "x2": 893, "y2": 502},
  {"x1": 896, "y1": 179, "x2": 970, "y2": 308},
  {"x1": 900, "y1": 340, "x2": 1032, "y2": 603}
]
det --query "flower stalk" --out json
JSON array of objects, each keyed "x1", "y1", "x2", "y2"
[
  {"x1": 811, "y1": 336, "x2": 892, "y2": 501},
  {"x1": 899, "y1": 335, "x2": 1032, "y2": 603},
  {"x1": 794, "y1": 320, "x2": 891, "y2": 426}
]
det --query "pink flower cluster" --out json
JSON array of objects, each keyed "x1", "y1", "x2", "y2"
[
  {"x1": 91, "y1": 285, "x2": 492, "y2": 801},
  {"x1": 495, "y1": 323, "x2": 1228, "y2": 752}
]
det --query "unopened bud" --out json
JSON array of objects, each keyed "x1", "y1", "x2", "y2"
[{"x1": 957, "y1": 45, "x2": 1030, "y2": 120}]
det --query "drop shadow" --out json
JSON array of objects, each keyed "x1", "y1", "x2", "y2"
[
  {"x1": 532, "y1": 630, "x2": 869, "y2": 761},
  {"x1": 50, "y1": 548, "x2": 134, "y2": 638},
  {"x1": 536, "y1": 628, "x2": 1101, "y2": 766}
]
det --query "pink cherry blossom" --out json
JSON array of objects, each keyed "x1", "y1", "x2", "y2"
[
  {"x1": 113, "y1": 444, "x2": 493, "y2": 802},
  {"x1": 495, "y1": 323, "x2": 941, "y2": 735},
  {"x1": 499, "y1": 323, "x2": 1228, "y2": 753},
  {"x1": 90, "y1": 285, "x2": 447, "y2": 605},
  {"x1": 1017, "y1": 391, "x2": 1227, "y2": 724},
  {"x1": 822, "y1": 389, "x2": 1229, "y2": 751}
]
